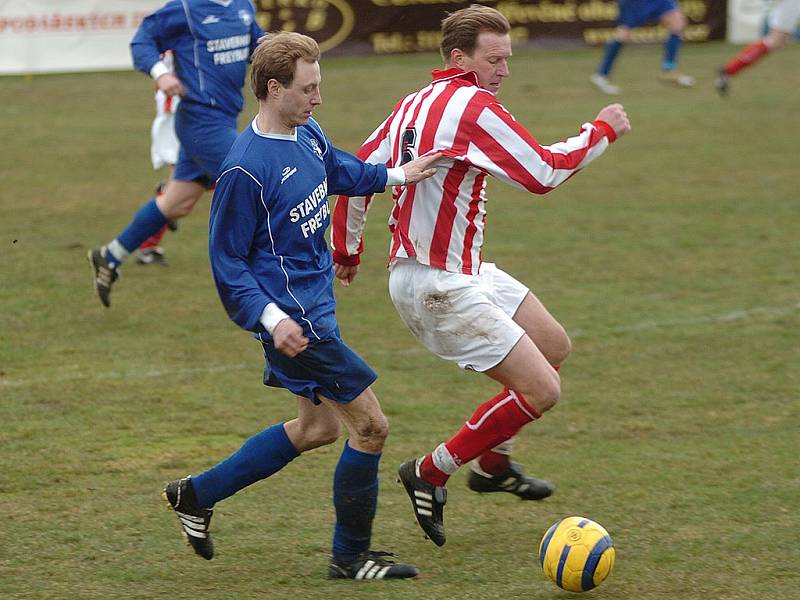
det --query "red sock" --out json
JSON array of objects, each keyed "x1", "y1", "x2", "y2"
[
  {"x1": 420, "y1": 388, "x2": 540, "y2": 486},
  {"x1": 477, "y1": 365, "x2": 559, "y2": 475},
  {"x1": 477, "y1": 449, "x2": 511, "y2": 475},
  {"x1": 139, "y1": 223, "x2": 168, "y2": 251},
  {"x1": 724, "y1": 40, "x2": 769, "y2": 76}
]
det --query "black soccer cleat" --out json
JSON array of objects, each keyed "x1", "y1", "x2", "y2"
[
  {"x1": 88, "y1": 247, "x2": 118, "y2": 307},
  {"x1": 467, "y1": 462, "x2": 555, "y2": 501},
  {"x1": 162, "y1": 476, "x2": 214, "y2": 560},
  {"x1": 329, "y1": 550, "x2": 420, "y2": 580},
  {"x1": 714, "y1": 68, "x2": 730, "y2": 98},
  {"x1": 397, "y1": 459, "x2": 447, "y2": 547},
  {"x1": 135, "y1": 247, "x2": 168, "y2": 266}
]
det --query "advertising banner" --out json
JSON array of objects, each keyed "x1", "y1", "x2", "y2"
[
  {"x1": 252, "y1": 0, "x2": 728, "y2": 56},
  {"x1": 726, "y1": 0, "x2": 772, "y2": 43},
  {"x1": 2, "y1": 0, "x2": 730, "y2": 75},
  {"x1": 0, "y1": 0, "x2": 162, "y2": 75}
]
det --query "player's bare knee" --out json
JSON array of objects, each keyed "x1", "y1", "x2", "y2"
[
  {"x1": 663, "y1": 11, "x2": 687, "y2": 33},
  {"x1": 524, "y1": 376, "x2": 560, "y2": 413},
  {"x1": 308, "y1": 421, "x2": 342, "y2": 447},
  {"x1": 547, "y1": 331, "x2": 572, "y2": 367},
  {"x1": 352, "y1": 413, "x2": 389, "y2": 450},
  {"x1": 766, "y1": 31, "x2": 790, "y2": 50}
]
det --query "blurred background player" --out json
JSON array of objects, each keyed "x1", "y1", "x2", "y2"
[
  {"x1": 88, "y1": 0, "x2": 262, "y2": 307},
  {"x1": 591, "y1": 0, "x2": 695, "y2": 94},
  {"x1": 137, "y1": 50, "x2": 180, "y2": 266},
  {"x1": 332, "y1": 5, "x2": 630, "y2": 546},
  {"x1": 162, "y1": 32, "x2": 439, "y2": 578},
  {"x1": 715, "y1": 0, "x2": 800, "y2": 96}
]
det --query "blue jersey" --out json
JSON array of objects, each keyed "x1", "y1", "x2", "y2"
[
  {"x1": 209, "y1": 117, "x2": 390, "y2": 341},
  {"x1": 131, "y1": 0, "x2": 262, "y2": 117}
]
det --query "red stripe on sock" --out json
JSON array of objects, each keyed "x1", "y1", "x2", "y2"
[{"x1": 432, "y1": 388, "x2": 538, "y2": 483}]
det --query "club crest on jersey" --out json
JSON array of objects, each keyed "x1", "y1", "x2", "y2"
[
  {"x1": 281, "y1": 166, "x2": 297, "y2": 184},
  {"x1": 309, "y1": 138, "x2": 323, "y2": 161},
  {"x1": 239, "y1": 9, "x2": 253, "y2": 26}
]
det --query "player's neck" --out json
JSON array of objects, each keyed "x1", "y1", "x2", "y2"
[{"x1": 255, "y1": 109, "x2": 294, "y2": 136}]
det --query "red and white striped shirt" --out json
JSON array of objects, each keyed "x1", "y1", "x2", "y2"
[{"x1": 332, "y1": 68, "x2": 617, "y2": 275}]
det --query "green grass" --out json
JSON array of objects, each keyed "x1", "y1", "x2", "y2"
[{"x1": 1, "y1": 42, "x2": 799, "y2": 599}]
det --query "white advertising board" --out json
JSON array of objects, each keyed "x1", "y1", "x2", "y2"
[
  {"x1": 0, "y1": 0, "x2": 163, "y2": 75},
  {"x1": 727, "y1": 0, "x2": 775, "y2": 43}
]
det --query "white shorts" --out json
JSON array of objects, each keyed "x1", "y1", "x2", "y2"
[
  {"x1": 150, "y1": 90, "x2": 180, "y2": 170},
  {"x1": 768, "y1": 0, "x2": 800, "y2": 33},
  {"x1": 388, "y1": 259, "x2": 529, "y2": 372}
]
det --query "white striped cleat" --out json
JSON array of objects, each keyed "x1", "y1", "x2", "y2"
[
  {"x1": 328, "y1": 550, "x2": 419, "y2": 580},
  {"x1": 397, "y1": 459, "x2": 447, "y2": 546},
  {"x1": 162, "y1": 476, "x2": 214, "y2": 560},
  {"x1": 87, "y1": 247, "x2": 119, "y2": 307},
  {"x1": 467, "y1": 462, "x2": 554, "y2": 500}
]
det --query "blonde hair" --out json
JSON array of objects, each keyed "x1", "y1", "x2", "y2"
[
  {"x1": 250, "y1": 31, "x2": 321, "y2": 100},
  {"x1": 440, "y1": 5, "x2": 510, "y2": 62}
]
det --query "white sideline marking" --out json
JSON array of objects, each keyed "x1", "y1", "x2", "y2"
[{"x1": 1, "y1": 302, "x2": 798, "y2": 388}]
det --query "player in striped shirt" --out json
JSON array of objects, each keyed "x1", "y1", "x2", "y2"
[
  {"x1": 162, "y1": 32, "x2": 439, "y2": 578},
  {"x1": 332, "y1": 5, "x2": 630, "y2": 546},
  {"x1": 715, "y1": 0, "x2": 800, "y2": 96},
  {"x1": 88, "y1": 0, "x2": 263, "y2": 307}
]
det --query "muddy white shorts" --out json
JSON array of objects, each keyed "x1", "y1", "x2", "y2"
[
  {"x1": 388, "y1": 258, "x2": 529, "y2": 372},
  {"x1": 768, "y1": 0, "x2": 800, "y2": 33}
]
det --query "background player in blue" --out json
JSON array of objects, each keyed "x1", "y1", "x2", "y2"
[
  {"x1": 161, "y1": 32, "x2": 440, "y2": 579},
  {"x1": 88, "y1": 0, "x2": 263, "y2": 307},
  {"x1": 591, "y1": 0, "x2": 695, "y2": 94}
]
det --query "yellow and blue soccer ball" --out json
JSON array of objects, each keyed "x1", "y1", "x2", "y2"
[{"x1": 538, "y1": 516, "x2": 615, "y2": 593}]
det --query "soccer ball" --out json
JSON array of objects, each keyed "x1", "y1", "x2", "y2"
[{"x1": 538, "y1": 516, "x2": 615, "y2": 593}]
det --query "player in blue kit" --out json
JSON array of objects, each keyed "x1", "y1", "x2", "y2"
[
  {"x1": 591, "y1": 0, "x2": 695, "y2": 94},
  {"x1": 88, "y1": 0, "x2": 263, "y2": 307},
  {"x1": 161, "y1": 32, "x2": 440, "y2": 579}
]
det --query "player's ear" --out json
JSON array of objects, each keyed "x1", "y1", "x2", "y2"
[
  {"x1": 449, "y1": 48, "x2": 465, "y2": 69},
  {"x1": 266, "y1": 78, "x2": 283, "y2": 98}
]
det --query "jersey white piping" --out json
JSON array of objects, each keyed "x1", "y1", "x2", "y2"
[
  {"x1": 180, "y1": 0, "x2": 207, "y2": 99},
  {"x1": 217, "y1": 165, "x2": 321, "y2": 340}
]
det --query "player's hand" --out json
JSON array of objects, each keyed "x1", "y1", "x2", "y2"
[
  {"x1": 272, "y1": 318, "x2": 308, "y2": 357},
  {"x1": 596, "y1": 103, "x2": 631, "y2": 138},
  {"x1": 156, "y1": 72, "x2": 185, "y2": 97},
  {"x1": 334, "y1": 263, "x2": 359, "y2": 287},
  {"x1": 401, "y1": 152, "x2": 442, "y2": 184}
]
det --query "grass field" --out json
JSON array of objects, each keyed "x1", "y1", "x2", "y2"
[{"x1": 1, "y1": 42, "x2": 799, "y2": 599}]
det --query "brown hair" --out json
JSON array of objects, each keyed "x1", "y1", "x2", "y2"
[
  {"x1": 250, "y1": 31, "x2": 321, "y2": 100},
  {"x1": 440, "y1": 4, "x2": 510, "y2": 62}
]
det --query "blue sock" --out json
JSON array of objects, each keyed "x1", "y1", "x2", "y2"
[
  {"x1": 191, "y1": 422, "x2": 299, "y2": 509},
  {"x1": 111, "y1": 199, "x2": 167, "y2": 261},
  {"x1": 663, "y1": 34, "x2": 682, "y2": 70},
  {"x1": 332, "y1": 442, "x2": 380, "y2": 562},
  {"x1": 598, "y1": 39, "x2": 623, "y2": 76}
]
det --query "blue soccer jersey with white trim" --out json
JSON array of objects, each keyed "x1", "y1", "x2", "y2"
[
  {"x1": 209, "y1": 117, "x2": 389, "y2": 340},
  {"x1": 131, "y1": 0, "x2": 262, "y2": 117}
]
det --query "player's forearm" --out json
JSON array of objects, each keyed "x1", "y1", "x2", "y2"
[
  {"x1": 498, "y1": 125, "x2": 610, "y2": 193},
  {"x1": 331, "y1": 195, "x2": 372, "y2": 264}
]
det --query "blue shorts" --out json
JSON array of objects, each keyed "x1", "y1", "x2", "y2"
[
  {"x1": 259, "y1": 333, "x2": 378, "y2": 405},
  {"x1": 617, "y1": 0, "x2": 678, "y2": 28},
  {"x1": 173, "y1": 102, "x2": 239, "y2": 189}
]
